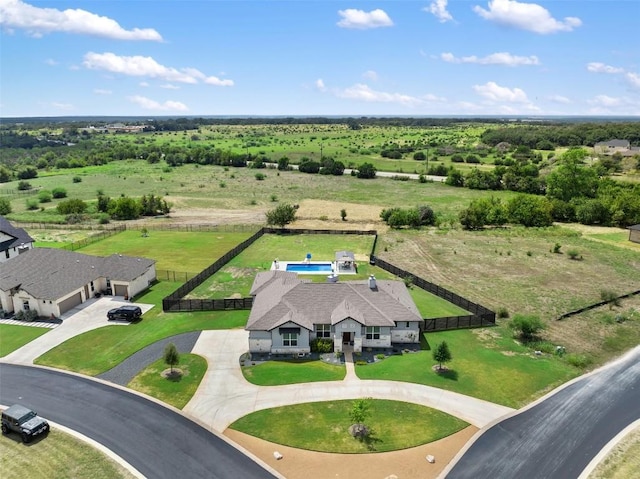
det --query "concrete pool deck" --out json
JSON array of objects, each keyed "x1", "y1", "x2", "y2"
[{"x1": 271, "y1": 260, "x2": 357, "y2": 275}]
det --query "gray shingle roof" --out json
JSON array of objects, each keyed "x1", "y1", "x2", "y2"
[
  {"x1": 246, "y1": 272, "x2": 422, "y2": 331},
  {"x1": 0, "y1": 248, "x2": 155, "y2": 300},
  {"x1": 0, "y1": 217, "x2": 34, "y2": 252}
]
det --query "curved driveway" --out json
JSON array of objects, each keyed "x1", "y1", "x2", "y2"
[
  {"x1": 443, "y1": 346, "x2": 640, "y2": 479},
  {"x1": 0, "y1": 364, "x2": 279, "y2": 479}
]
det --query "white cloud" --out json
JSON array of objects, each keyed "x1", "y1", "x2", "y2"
[
  {"x1": 425, "y1": 0, "x2": 453, "y2": 23},
  {"x1": 473, "y1": 0, "x2": 582, "y2": 34},
  {"x1": 473, "y1": 81, "x2": 529, "y2": 103},
  {"x1": 588, "y1": 95, "x2": 622, "y2": 108},
  {"x1": 547, "y1": 95, "x2": 571, "y2": 104},
  {"x1": 626, "y1": 72, "x2": 640, "y2": 89},
  {"x1": 362, "y1": 70, "x2": 378, "y2": 81},
  {"x1": 51, "y1": 101, "x2": 73, "y2": 110},
  {"x1": 423, "y1": 93, "x2": 447, "y2": 102},
  {"x1": 336, "y1": 84, "x2": 421, "y2": 106},
  {"x1": 160, "y1": 84, "x2": 180, "y2": 90},
  {"x1": 139, "y1": 82, "x2": 149, "y2": 87},
  {"x1": 315, "y1": 79, "x2": 327, "y2": 92},
  {"x1": 587, "y1": 62, "x2": 624, "y2": 74},
  {"x1": 0, "y1": 0, "x2": 162, "y2": 40},
  {"x1": 44, "y1": 58, "x2": 58, "y2": 66},
  {"x1": 337, "y1": 9, "x2": 393, "y2": 29},
  {"x1": 204, "y1": 76, "x2": 234, "y2": 86},
  {"x1": 82, "y1": 52, "x2": 233, "y2": 86},
  {"x1": 128, "y1": 95, "x2": 188, "y2": 112},
  {"x1": 93, "y1": 89, "x2": 112, "y2": 95},
  {"x1": 441, "y1": 52, "x2": 539, "y2": 66}
]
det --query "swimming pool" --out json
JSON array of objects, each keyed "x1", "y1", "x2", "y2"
[{"x1": 285, "y1": 262, "x2": 334, "y2": 273}]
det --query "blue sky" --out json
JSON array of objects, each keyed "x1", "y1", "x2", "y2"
[{"x1": 1, "y1": 0, "x2": 638, "y2": 117}]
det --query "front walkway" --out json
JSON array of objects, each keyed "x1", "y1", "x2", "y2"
[{"x1": 183, "y1": 330, "x2": 514, "y2": 432}]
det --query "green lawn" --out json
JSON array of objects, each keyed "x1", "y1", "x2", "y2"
[
  {"x1": 34, "y1": 281, "x2": 248, "y2": 375},
  {"x1": 242, "y1": 359, "x2": 345, "y2": 385},
  {"x1": 355, "y1": 329, "x2": 579, "y2": 408},
  {"x1": 0, "y1": 324, "x2": 50, "y2": 357},
  {"x1": 229, "y1": 399, "x2": 468, "y2": 453},
  {"x1": 127, "y1": 354, "x2": 208, "y2": 409},
  {"x1": 0, "y1": 428, "x2": 135, "y2": 479},
  {"x1": 409, "y1": 287, "x2": 470, "y2": 318},
  {"x1": 76, "y1": 230, "x2": 253, "y2": 272}
]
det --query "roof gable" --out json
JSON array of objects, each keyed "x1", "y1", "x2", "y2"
[{"x1": 0, "y1": 217, "x2": 34, "y2": 252}]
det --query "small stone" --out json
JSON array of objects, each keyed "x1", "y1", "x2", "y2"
[
  {"x1": 273, "y1": 451, "x2": 283, "y2": 460},
  {"x1": 426, "y1": 455, "x2": 435, "y2": 463}
]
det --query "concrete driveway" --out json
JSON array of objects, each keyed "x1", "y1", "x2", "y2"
[{"x1": 1, "y1": 297, "x2": 153, "y2": 365}]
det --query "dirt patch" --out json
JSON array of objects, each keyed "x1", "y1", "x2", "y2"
[
  {"x1": 291, "y1": 199, "x2": 387, "y2": 232},
  {"x1": 225, "y1": 426, "x2": 478, "y2": 479},
  {"x1": 161, "y1": 368, "x2": 184, "y2": 380}
]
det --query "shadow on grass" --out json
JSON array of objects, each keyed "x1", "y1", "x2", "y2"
[
  {"x1": 436, "y1": 368, "x2": 458, "y2": 381},
  {"x1": 357, "y1": 431, "x2": 382, "y2": 452},
  {"x1": 421, "y1": 334, "x2": 431, "y2": 351}
]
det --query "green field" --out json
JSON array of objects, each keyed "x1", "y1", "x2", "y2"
[
  {"x1": 0, "y1": 428, "x2": 134, "y2": 479},
  {"x1": 0, "y1": 324, "x2": 50, "y2": 357},
  {"x1": 356, "y1": 329, "x2": 578, "y2": 408},
  {"x1": 229, "y1": 399, "x2": 468, "y2": 453},
  {"x1": 127, "y1": 354, "x2": 208, "y2": 409}
]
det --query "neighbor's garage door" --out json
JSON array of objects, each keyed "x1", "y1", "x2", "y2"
[
  {"x1": 114, "y1": 284, "x2": 128, "y2": 297},
  {"x1": 58, "y1": 292, "x2": 83, "y2": 314}
]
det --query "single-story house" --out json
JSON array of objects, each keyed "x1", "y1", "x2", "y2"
[
  {"x1": 0, "y1": 248, "x2": 156, "y2": 318},
  {"x1": 594, "y1": 139, "x2": 640, "y2": 156},
  {"x1": 629, "y1": 224, "x2": 640, "y2": 244},
  {"x1": 0, "y1": 217, "x2": 34, "y2": 263},
  {"x1": 246, "y1": 271, "x2": 422, "y2": 354}
]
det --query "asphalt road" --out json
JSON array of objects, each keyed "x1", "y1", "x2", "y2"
[
  {"x1": 446, "y1": 347, "x2": 640, "y2": 479},
  {"x1": 0, "y1": 364, "x2": 277, "y2": 479}
]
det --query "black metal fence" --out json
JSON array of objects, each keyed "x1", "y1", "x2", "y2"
[
  {"x1": 62, "y1": 225, "x2": 126, "y2": 251},
  {"x1": 162, "y1": 228, "x2": 266, "y2": 311},
  {"x1": 127, "y1": 223, "x2": 258, "y2": 233},
  {"x1": 164, "y1": 298, "x2": 254, "y2": 312},
  {"x1": 156, "y1": 269, "x2": 199, "y2": 282},
  {"x1": 372, "y1": 256, "x2": 496, "y2": 332},
  {"x1": 557, "y1": 289, "x2": 640, "y2": 320}
]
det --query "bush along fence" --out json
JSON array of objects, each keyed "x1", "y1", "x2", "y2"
[
  {"x1": 556, "y1": 289, "x2": 640, "y2": 320},
  {"x1": 162, "y1": 227, "x2": 378, "y2": 312},
  {"x1": 371, "y1": 255, "x2": 496, "y2": 332}
]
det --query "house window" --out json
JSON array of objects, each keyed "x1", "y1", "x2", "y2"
[
  {"x1": 22, "y1": 300, "x2": 30, "y2": 311},
  {"x1": 366, "y1": 326, "x2": 380, "y2": 340},
  {"x1": 106, "y1": 279, "x2": 111, "y2": 288},
  {"x1": 406, "y1": 322, "x2": 410, "y2": 328},
  {"x1": 282, "y1": 333, "x2": 298, "y2": 347},
  {"x1": 90, "y1": 281, "x2": 95, "y2": 292},
  {"x1": 315, "y1": 324, "x2": 331, "y2": 338}
]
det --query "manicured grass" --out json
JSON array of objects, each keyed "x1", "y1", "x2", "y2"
[
  {"x1": 589, "y1": 427, "x2": 640, "y2": 479},
  {"x1": 189, "y1": 233, "x2": 375, "y2": 298},
  {"x1": 35, "y1": 281, "x2": 248, "y2": 375},
  {"x1": 0, "y1": 324, "x2": 50, "y2": 357},
  {"x1": 242, "y1": 359, "x2": 345, "y2": 385},
  {"x1": 77, "y1": 230, "x2": 253, "y2": 272},
  {"x1": 229, "y1": 399, "x2": 468, "y2": 453},
  {"x1": 0, "y1": 428, "x2": 135, "y2": 479},
  {"x1": 409, "y1": 286, "x2": 470, "y2": 318},
  {"x1": 127, "y1": 354, "x2": 208, "y2": 409},
  {"x1": 355, "y1": 329, "x2": 579, "y2": 408}
]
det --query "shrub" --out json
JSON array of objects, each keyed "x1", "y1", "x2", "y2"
[
  {"x1": 25, "y1": 199, "x2": 39, "y2": 210},
  {"x1": 310, "y1": 338, "x2": 334, "y2": 353},
  {"x1": 600, "y1": 289, "x2": 621, "y2": 309},
  {"x1": 565, "y1": 353, "x2": 592, "y2": 369},
  {"x1": 52, "y1": 187, "x2": 67, "y2": 198},
  {"x1": 0, "y1": 197, "x2": 11, "y2": 215},
  {"x1": 98, "y1": 213, "x2": 110, "y2": 224},
  {"x1": 497, "y1": 307, "x2": 509, "y2": 319},
  {"x1": 376, "y1": 354, "x2": 385, "y2": 360},
  {"x1": 552, "y1": 243, "x2": 562, "y2": 254},
  {"x1": 17, "y1": 180, "x2": 32, "y2": 191},
  {"x1": 509, "y1": 314, "x2": 545, "y2": 341},
  {"x1": 38, "y1": 190, "x2": 52, "y2": 203},
  {"x1": 567, "y1": 249, "x2": 582, "y2": 260},
  {"x1": 72, "y1": 176, "x2": 82, "y2": 183},
  {"x1": 255, "y1": 172, "x2": 266, "y2": 180},
  {"x1": 57, "y1": 198, "x2": 87, "y2": 215}
]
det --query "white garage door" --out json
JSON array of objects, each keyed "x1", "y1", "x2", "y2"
[
  {"x1": 114, "y1": 284, "x2": 128, "y2": 297},
  {"x1": 58, "y1": 292, "x2": 83, "y2": 314}
]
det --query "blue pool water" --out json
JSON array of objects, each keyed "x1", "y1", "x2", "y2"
[{"x1": 286, "y1": 262, "x2": 333, "y2": 273}]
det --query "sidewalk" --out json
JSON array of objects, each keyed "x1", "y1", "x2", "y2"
[{"x1": 184, "y1": 330, "x2": 514, "y2": 432}]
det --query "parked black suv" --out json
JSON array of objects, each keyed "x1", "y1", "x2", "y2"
[
  {"x1": 2, "y1": 404, "x2": 50, "y2": 443},
  {"x1": 107, "y1": 305, "x2": 142, "y2": 321}
]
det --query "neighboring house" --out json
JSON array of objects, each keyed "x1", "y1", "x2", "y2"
[
  {"x1": 0, "y1": 248, "x2": 156, "y2": 318},
  {"x1": 0, "y1": 217, "x2": 34, "y2": 263},
  {"x1": 246, "y1": 271, "x2": 422, "y2": 354},
  {"x1": 629, "y1": 224, "x2": 640, "y2": 244},
  {"x1": 594, "y1": 139, "x2": 640, "y2": 156}
]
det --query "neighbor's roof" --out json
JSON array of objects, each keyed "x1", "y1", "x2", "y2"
[
  {"x1": 0, "y1": 216, "x2": 34, "y2": 252},
  {"x1": 0, "y1": 248, "x2": 155, "y2": 300},
  {"x1": 595, "y1": 139, "x2": 630, "y2": 148},
  {"x1": 629, "y1": 224, "x2": 640, "y2": 231},
  {"x1": 246, "y1": 271, "x2": 422, "y2": 331}
]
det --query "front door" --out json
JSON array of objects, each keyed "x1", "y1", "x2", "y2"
[{"x1": 342, "y1": 332, "x2": 352, "y2": 344}]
